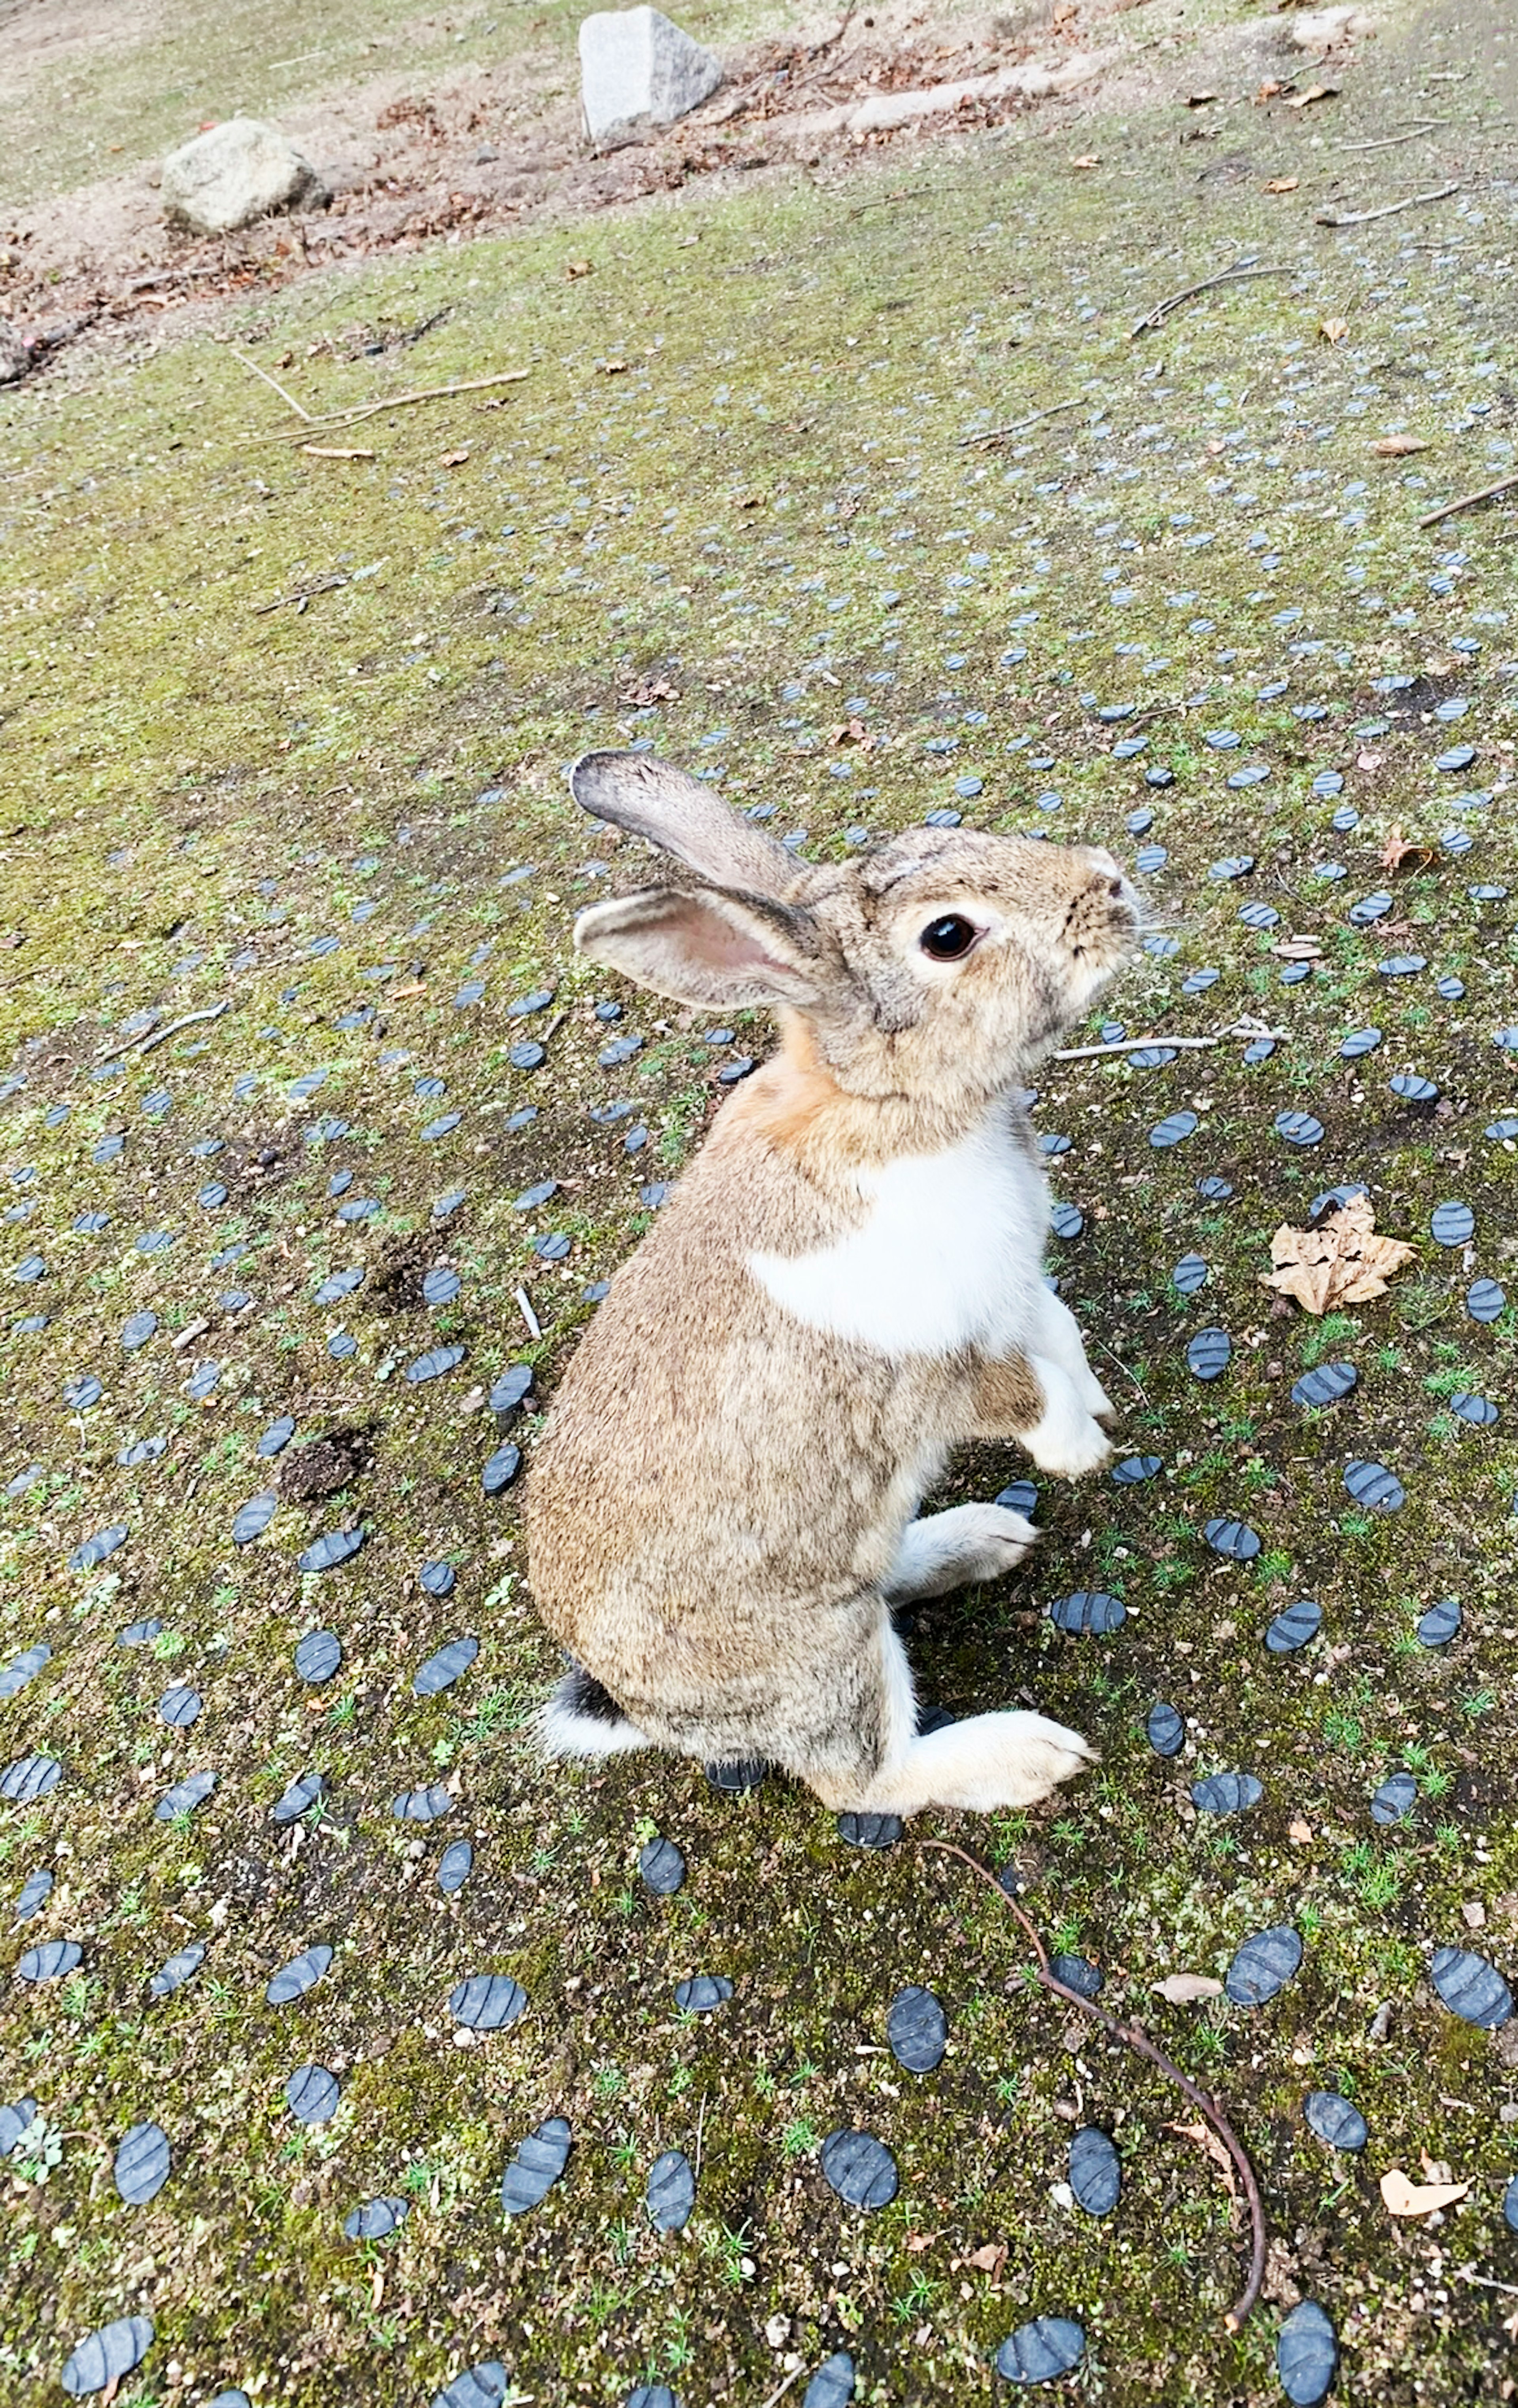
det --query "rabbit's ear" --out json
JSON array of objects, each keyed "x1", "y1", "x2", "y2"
[
  {"x1": 570, "y1": 751, "x2": 793, "y2": 898},
  {"x1": 574, "y1": 883, "x2": 836, "y2": 1010}
]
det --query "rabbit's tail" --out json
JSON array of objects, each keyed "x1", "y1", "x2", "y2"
[{"x1": 537, "y1": 1663, "x2": 649, "y2": 1759}]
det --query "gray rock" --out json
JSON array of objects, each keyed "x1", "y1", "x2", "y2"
[
  {"x1": 578, "y1": 7, "x2": 721, "y2": 147},
  {"x1": 0, "y1": 323, "x2": 31, "y2": 385},
  {"x1": 161, "y1": 117, "x2": 328, "y2": 236}
]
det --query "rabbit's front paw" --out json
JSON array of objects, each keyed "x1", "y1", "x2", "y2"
[
  {"x1": 886, "y1": 1502, "x2": 1039, "y2": 1601},
  {"x1": 1020, "y1": 1359, "x2": 1114, "y2": 1480},
  {"x1": 886, "y1": 1708, "x2": 1096, "y2": 1813}
]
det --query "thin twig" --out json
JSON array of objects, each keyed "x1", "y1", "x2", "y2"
[
  {"x1": 959, "y1": 398, "x2": 1084, "y2": 449},
  {"x1": 1418, "y1": 469, "x2": 1518, "y2": 529},
  {"x1": 1089, "y1": 1333, "x2": 1149, "y2": 1405},
  {"x1": 758, "y1": 2368, "x2": 805, "y2": 2408},
  {"x1": 1054, "y1": 1017, "x2": 1286, "y2": 1061},
  {"x1": 921, "y1": 1839, "x2": 1267, "y2": 2332},
  {"x1": 514, "y1": 1285, "x2": 542, "y2": 1342},
  {"x1": 301, "y1": 444, "x2": 376, "y2": 461},
  {"x1": 1316, "y1": 180, "x2": 1459, "y2": 228},
  {"x1": 1129, "y1": 262, "x2": 1295, "y2": 340},
  {"x1": 284, "y1": 369, "x2": 531, "y2": 435},
  {"x1": 230, "y1": 349, "x2": 313, "y2": 422},
  {"x1": 1340, "y1": 120, "x2": 1448, "y2": 151},
  {"x1": 694, "y1": 2091, "x2": 707, "y2": 2186},
  {"x1": 1452, "y1": 2263, "x2": 1518, "y2": 2300},
  {"x1": 97, "y1": 999, "x2": 229, "y2": 1064}
]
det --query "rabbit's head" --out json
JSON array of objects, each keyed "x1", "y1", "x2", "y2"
[{"x1": 569, "y1": 753, "x2": 1140, "y2": 1108}]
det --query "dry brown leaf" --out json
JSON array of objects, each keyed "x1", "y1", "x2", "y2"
[
  {"x1": 1382, "y1": 824, "x2": 1435, "y2": 875},
  {"x1": 832, "y1": 717, "x2": 878, "y2": 750},
  {"x1": 1272, "y1": 935, "x2": 1323, "y2": 961},
  {"x1": 1356, "y1": 747, "x2": 1383, "y2": 771},
  {"x1": 1257, "y1": 77, "x2": 1286, "y2": 100},
  {"x1": 1154, "y1": 1972, "x2": 1224, "y2": 2004},
  {"x1": 1374, "y1": 434, "x2": 1429, "y2": 457},
  {"x1": 1265, "y1": 1195, "x2": 1416, "y2": 1316},
  {"x1": 564, "y1": 258, "x2": 594, "y2": 278},
  {"x1": 1288, "y1": 1817, "x2": 1314, "y2": 1843},
  {"x1": 1319, "y1": 315, "x2": 1350, "y2": 343},
  {"x1": 623, "y1": 675, "x2": 681, "y2": 707},
  {"x1": 1264, "y1": 176, "x2": 1300, "y2": 193},
  {"x1": 598, "y1": 359, "x2": 630, "y2": 375},
  {"x1": 905, "y1": 2229, "x2": 938, "y2": 2253},
  {"x1": 438, "y1": 448, "x2": 469, "y2": 468},
  {"x1": 1288, "y1": 81, "x2": 1339, "y2": 108},
  {"x1": 1166, "y1": 2119, "x2": 1238, "y2": 2196},
  {"x1": 965, "y1": 2241, "x2": 1008, "y2": 2278},
  {"x1": 1070, "y1": 155, "x2": 1101, "y2": 168},
  {"x1": 1380, "y1": 2166, "x2": 1469, "y2": 2217},
  {"x1": 1186, "y1": 91, "x2": 1218, "y2": 106}
]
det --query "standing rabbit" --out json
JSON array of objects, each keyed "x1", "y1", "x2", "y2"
[{"x1": 525, "y1": 753, "x2": 1140, "y2": 1817}]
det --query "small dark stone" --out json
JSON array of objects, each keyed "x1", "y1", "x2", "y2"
[
  {"x1": 1150, "y1": 1111, "x2": 1198, "y2": 1149},
  {"x1": 296, "y1": 1526, "x2": 365, "y2": 1574},
  {"x1": 1225, "y1": 1925, "x2": 1303, "y2": 2007},
  {"x1": 18, "y1": 1937, "x2": 81, "y2": 1981},
  {"x1": 60, "y1": 2315, "x2": 155, "y2": 2397},
  {"x1": 1274, "y1": 1111, "x2": 1324, "y2": 1147},
  {"x1": 392, "y1": 1785, "x2": 453, "y2": 1823},
  {"x1": 639, "y1": 1837, "x2": 685, "y2": 1896},
  {"x1": 1147, "y1": 1701, "x2": 1184, "y2": 1757},
  {"x1": 1266, "y1": 1600, "x2": 1321, "y2": 1655},
  {"x1": 489, "y1": 1365, "x2": 533, "y2": 1415},
  {"x1": 1339, "y1": 1027, "x2": 1382, "y2": 1060},
  {"x1": 285, "y1": 2064, "x2": 341, "y2": 2124},
  {"x1": 994, "y1": 2316, "x2": 1085, "y2": 2385},
  {"x1": 1047, "y1": 1590, "x2": 1125, "y2": 1635},
  {"x1": 1466, "y1": 1278, "x2": 1506, "y2": 1323},
  {"x1": 294, "y1": 1629, "x2": 343, "y2": 1684},
  {"x1": 1205, "y1": 1517, "x2": 1261, "y2": 1561},
  {"x1": 1416, "y1": 1597, "x2": 1461, "y2": 1648},
  {"x1": 1304, "y1": 2091, "x2": 1367, "y2": 2153},
  {"x1": 1430, "y1": 1945, "x2": 1512, "y2": 2028},
  {"x1": 705, "y1": 1759, "x2": 766, "y2": 1792},
  {"x1": 803, "y1": 2354, "x2": 855, "y2": 2408},
  {"x1": 0, "y1": 2097, "x2": 39, "y2": 2155},
  {"x1": 0, "y1": 1643, "x2": 50, "y2": 1701},
  {"x1": 148, "y1": 1941, "x2": 205, "y2": 1998},
  {"x1": 1276, "y1": 2300, "x2": 1338, "y2": 2406},
  {"x1": 1191, "y1": 1771, "x2": 1263, "y2": 1816},
  {"x1": 1450, "y1": 1391, "x2": 1499, "y2": 1426},
  {"x1": 1, "y1": 1752, "x2": 62, "y2": 1803},
  {"x1": 344, "y1": 2195, "x2": 409, "y2": 2242},
  {"x1": 267, "y1": 1944, "x2": 334, "y2": 2005},
  {"x1": 1112, "y1": 1453, "x2": 1161, "y2": 1485},
  {"x1": 820, "y1": 2127, "x2": 899, "y2": 2210},
  {"x1": 1050, "y1": 1954, "x2": 1102, "y2": 2000},
  {"x1": 114, "y1": 2121, "x2": 172, "y2": 2206},
  {"x1": 1172, "y1": 1253, "x2": 1208, "y2": 1294},
  {"x1": 886, "y1": 1985, "x2": 948, "y2": 2073},
  {"x1": 996, "y1": 1480, "x2": 1038, "y2": 1515},
  {"x1": 1291, "y1": 1362, "x2": 1357, "y2": 1409},
  {"x1": 257, "y1": 1415, "x2": 297, "y2": 1456},
  {"x1": 1069, "y1": 2125, "x2": 1121, "y2": 2216},
  {"x1": 438, "y1": 1840, "x2": 474, "y2": 1894},
  {"x1": 1430, "y1": 1200, "x2": 1475, "y2": 1247},
  {"x1": 836, "y1": 1810, "x2": 902, "y2": 1849},
  {"x1": 15, "y1": 1867, "x2": 53, "y2": 1920},
  {"x1": 647, "y1": 2147, "x2": 696, "y2": 2231},
  {"x1": 155, "y1": 1769, "x2": 215, "y2": 1819},
  {"x1": 414, "y1": 1637, "x2": 479, "y2": 1696},
  {"x1": 675, "y1": 1974, "x2": 733, "y2": 2014},
  {"x1": 272, "y1": 1774, "x2": 325, "y2": 1826},
  {"x1": 450, "y1": 1972, "x2": 529, "y2": 2031},
  {"x1": 1343, "y1": 1459, "x2": 1404, "y2": 1512},
  {"x1": 69, "y1": 1521, "x2": 129, "y2": 1573},
  {"x1": 232, "y1": 1490, "x2": 278, "y2": 1545},
  {"x1": 481, "y1": 1442, "x2": 521, "y2": 1495},
  {"x1": 419, "y1": 1559, "x2": 457, "y2": 1597},
  {"x1": 500, "y1": 2115, "x2": 571, "y2": 2215},
  {"x1": 430, "y1": 2365, "x2": 509, "y2": 2408},
  {"x1": 157, "y1": 1683, "x2": 202, "y2": 1728},
  {"x1": 1187, "y1": 1327, "x2": 1231, "y2": 1381}
]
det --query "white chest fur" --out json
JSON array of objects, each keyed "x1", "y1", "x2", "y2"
[{"x1": 748, "y1": 1114, "x2": 1051, "y2": 1358}]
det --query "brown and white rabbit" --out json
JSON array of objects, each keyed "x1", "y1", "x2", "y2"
[{"x1": 525, "y1": 752, "x2": 1140, "y2": 1817}]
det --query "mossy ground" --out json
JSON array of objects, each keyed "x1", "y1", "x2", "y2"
[{"x1": 3, "y1": 1, "x2": 1518, "y2": 2401}]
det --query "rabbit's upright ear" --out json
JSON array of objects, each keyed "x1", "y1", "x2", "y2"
[
  {"x1": 570, "y1": 751, "x2": 794, "y2": 898},
  {"x1": 573, "y1": 884, "x2": 835, "y2": 1011}
]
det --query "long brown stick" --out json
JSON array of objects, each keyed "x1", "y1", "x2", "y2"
[
  {"x1": 959, "y1": 398, "x2": 1084, "y2": 449},
  {"x1": 1316, "y1": 180, "x2": 1459, "y2": 228},
  {"x1": 230, "y1": 348, "x2": 313, "y2": 421},
  {"x1": 921, "y1": 1838, "x2": 1268, "y2": 2332},
  {"x1": 1129, "y1": 262, "x2": 1295, "y2": 339},
  {"x1": 1418, "y1": 469, "x2": 1518, "y2": 529}
]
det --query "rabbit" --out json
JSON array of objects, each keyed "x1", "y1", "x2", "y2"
[{"x1": 524, "y1": 751, "x2": 1141, "y2": 1818}]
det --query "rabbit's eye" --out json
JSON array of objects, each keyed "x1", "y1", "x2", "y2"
[{"x1": 919, "y1": 915, "x2": 977, "y2": 961}]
